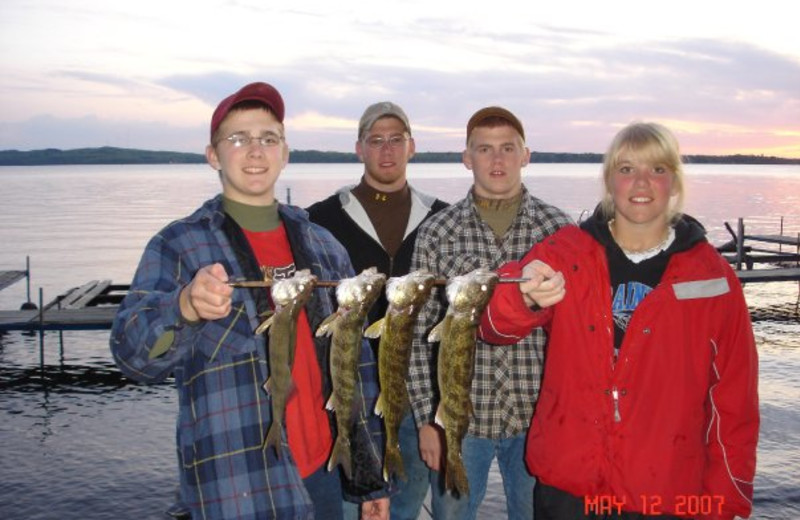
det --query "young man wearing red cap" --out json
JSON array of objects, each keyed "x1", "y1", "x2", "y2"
[
  {"x1": 111, "y1": 82, "x2": 389, "y2": 520},
  {"x1": 408, "y1": 107, "x2": 572, "y2": 519},
  {"x1": 307, "y1": 101, "x2": 448, "y2": 520}
]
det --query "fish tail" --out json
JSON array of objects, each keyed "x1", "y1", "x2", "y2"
[
  {"x1": 327, "y1": 435, "x2": 353, "y2": 480},
  {"x1": 364, "y1": 317, "x2": 385, "y2": 339},
  {"x1": 446, "y1": 453, "x2": 470, "y2": 497},
  {"x1": 262, "y1": 421, "x2": 283, "y2": 458},
  {"x1": 383, "y1": 444, "x2": 406, "y2": 482}
]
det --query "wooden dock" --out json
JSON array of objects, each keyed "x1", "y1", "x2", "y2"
[
  {"x1": 0, "y1": 256, "x2": 35, "y2": 307},
  {"x1": 719, "y1": 217, "x2": 800, "y2": 284},
  {"x1": 735, "y1": 268, "x2": 800, "y2": 283},
  {"x1": 0, "y1": 269, "x2": 27, "y2": 292},
  {"x1": 0, "y1": 279, "x2": 127, "y2": 332}
]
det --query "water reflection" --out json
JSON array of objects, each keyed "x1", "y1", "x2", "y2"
[
  {"x1": 1, "y1": 361, "x2": 138, "y2": 393},
  {"x1": 0, "y1": 164, "x2": 798, "y2": 519}
]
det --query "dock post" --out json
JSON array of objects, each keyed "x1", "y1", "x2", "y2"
[
  {"x1": 25, "y1": 256, "x2": 32, "y2": 306},
  {"x1": 38, "y1": 287, "x2": 45, "y2": 371},
  {"x1": 58, "y1": 298, "x2": 64, "y2": 363},
  {"x1": 286, "y1": 186, "x2": 292, "y2": 204},
  {"x1": 736, "y1": 218, "x2": 745, "y2": 271}
]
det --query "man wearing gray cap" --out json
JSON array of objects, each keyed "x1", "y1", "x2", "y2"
[{"x1": 307, "y1": 101, "x2": 448, "y2": 520}]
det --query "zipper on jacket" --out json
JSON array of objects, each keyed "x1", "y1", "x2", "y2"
[{"x1": 611, "y1": 386, "x2": 621, "y2": 422}]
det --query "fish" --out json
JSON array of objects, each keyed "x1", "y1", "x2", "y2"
[
  {"x1": 365, "y1": 270, "x2": 436, "y2": 482},
  {"x1": 316, "y1": 267, "x2": 386, "y2": 480},
  {"x1": 255, "y1": 269, "x2": 318, "y2": 458},
  {"x1": 428, "y1": 267, "x2": 499, "y2": 496}
]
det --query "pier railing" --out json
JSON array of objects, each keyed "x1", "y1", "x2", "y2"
[{"x1": 717, "y1": 217, "x2": 800, "y2": 284}]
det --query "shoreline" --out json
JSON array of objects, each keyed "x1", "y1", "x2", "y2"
[{"x1": 2, "y1": 147, "x2": 799, "y2": 166}]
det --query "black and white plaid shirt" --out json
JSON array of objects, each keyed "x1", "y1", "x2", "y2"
[{"x1": 408, "y1": 185, "x2": 572, "y2": 439}]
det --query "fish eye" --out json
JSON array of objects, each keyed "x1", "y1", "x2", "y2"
[
  {"x1": 481, "y1": 284, "x2": 488, "y2": 291},
  {"x1": 417, "y1": 284, "x2": 425, "y2": 290}
]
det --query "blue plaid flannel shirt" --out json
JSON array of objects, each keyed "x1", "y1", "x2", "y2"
[{"x1": 110, "y1": 195, "x2": 387, "y2": 520}]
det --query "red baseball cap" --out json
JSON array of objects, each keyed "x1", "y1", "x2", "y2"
[{"x1": 210, "y1": 82, "x2": 285, "y2": 139}]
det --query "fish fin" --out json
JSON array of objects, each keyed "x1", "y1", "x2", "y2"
[
  {"x1": 363, "y1": 317, "x2": 385, "y2": 339},
  {"x1": 262, "y1": 421, "x2": 283, "y2": 458},
  {"x1": 374, "y1": 393, "x2": 385, "y2": 417},
  {"x1": 383, "y1": 444, "x2": 406, "y2": 483},
  {"x1": 315, "y1": 312, "x2": 339, "y2": 337},
  {"x1": 258, "y1": 309, "x2": 274, "y2": 318},
  {"x1": 427, "y1": 320, "x2": 444, "y2": 342},
  {"x1": 325, "y1": 393, "x2": 335, "y2": 412},
  {"x1": 264, "y1": 376, "x2": 296, "y2": 397},
  {"x1": 254, "y1": 315, "x2": 275, "y2": 335},
  {"x1": 434, "y1": 404, "x2": 445, "y2": 429},
  {"x1": 327, "y1": 436, "x2": 353, "y2": 480}
]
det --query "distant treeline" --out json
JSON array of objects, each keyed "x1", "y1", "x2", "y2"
[
  {"x1": 1, "y1": 146, "x2": 798, "y2": 166},
  {"x1": 0, "y1": 147, "x2": 205, "y2": 166}
]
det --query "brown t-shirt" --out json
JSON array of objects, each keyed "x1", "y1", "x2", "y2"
[{"x1": 351, "y1": 178, "x2": 411, "y2": 257}]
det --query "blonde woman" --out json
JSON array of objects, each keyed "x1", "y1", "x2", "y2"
[{"x1": 480, "y1": 122, "x2": 758, "y2": 519}]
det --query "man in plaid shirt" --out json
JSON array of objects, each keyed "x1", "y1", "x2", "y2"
[
  {"x1": 408, "y1": 106, "x2": 572, "y2": 519},
  {"x1": 110, "y1": 82, "x2": 389, "y2": 520}
]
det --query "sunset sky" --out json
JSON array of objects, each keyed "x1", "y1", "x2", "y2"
[{"x1": 1, "y1": 0, "x2": 799, "y2": 157}]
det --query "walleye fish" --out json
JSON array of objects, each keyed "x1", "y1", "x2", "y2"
[
  {"x1": 429, "y1": 267, "x2": 499, "y2": 496},
  {"x1": 255, "y1": 269, "x2": 317, "y2": 458},
  {"x1": 365, "y1": 270, "x2": 436, "y2": 482},
  {"x1": 316, "y1": 267, "x2": 386, "y2": 480}
]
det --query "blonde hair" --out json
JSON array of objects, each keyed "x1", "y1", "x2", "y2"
[{"x1": 600, "y1": 122, "x2": 685, "y2": 223}]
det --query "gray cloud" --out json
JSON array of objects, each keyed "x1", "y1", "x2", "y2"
[{"x1": 3, "y1": 36, "x2": 798, "y2": 156}]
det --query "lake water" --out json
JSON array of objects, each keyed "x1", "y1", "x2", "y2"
[{"x1": 0, "y1": 163, "x2": 798, "y2": 519}]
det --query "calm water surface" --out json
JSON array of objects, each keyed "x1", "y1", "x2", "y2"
[{"x1": 0, "y1": 163, "x2": 798, "y2": 519}]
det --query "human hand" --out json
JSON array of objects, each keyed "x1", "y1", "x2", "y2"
[
  {"x1": 179, "y1": 263, "x2": 233, "y2": 322},
  {"x1": 361, "y1": 497, "x2": 389, "y2": 520},
  {"x1": 519, "y1": 259, "x2": 565, "y2": 309},
  {"x1": 418, "y1": 423, "x2": 444, "y2": 471}
]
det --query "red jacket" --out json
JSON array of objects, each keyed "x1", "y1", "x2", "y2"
[{"x1": 480, "y1": 225, "x2": 758, "y2": 519}]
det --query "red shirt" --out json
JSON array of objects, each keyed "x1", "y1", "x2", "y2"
[{"x1": 243, "y1": 225, "x2": 332, "y2": 478}]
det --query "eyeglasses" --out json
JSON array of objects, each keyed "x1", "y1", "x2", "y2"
[
  {"x1": 219, "y1": 132, "x2": 284, "y2": 148},
  {"x1": 363, "y1": 134, "x2": 410, "y2": 149}
]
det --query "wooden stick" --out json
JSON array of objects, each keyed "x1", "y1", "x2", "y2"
[
  {"x1": 227, "y1": 280, "x2": 339, "y2": 288},
  {"x1": 227, "y1": 277, "x2": 529, "y2": 288}
]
